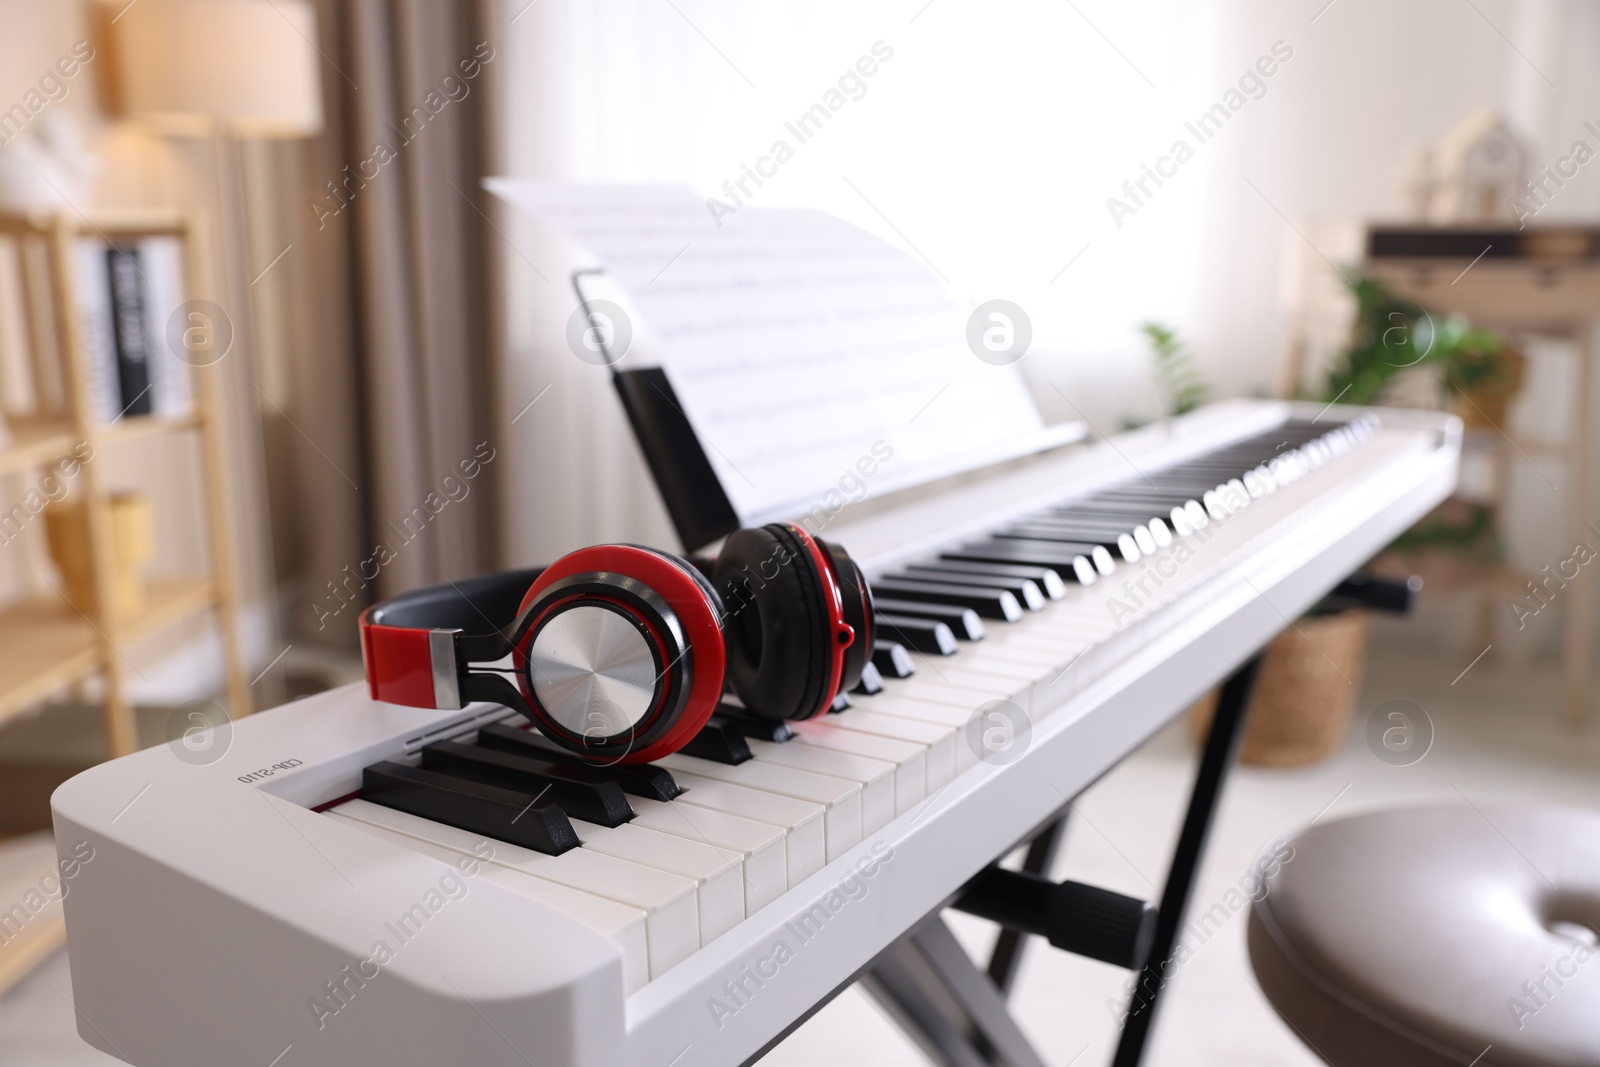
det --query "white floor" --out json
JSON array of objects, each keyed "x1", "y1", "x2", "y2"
[{"x1": 6, "y1": 639, "x2": 1599, "y2": 1067}]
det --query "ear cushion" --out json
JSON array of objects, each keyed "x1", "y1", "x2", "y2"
[
  {"x1": 714, "y1": 524, "x2": 832, "y2": 720},
  {"x1": 621, "y1": 544, "x2": 725, "y2": 620},
  {"x1": 820, "y1": 539, "x2": 873, "y2": 693}
]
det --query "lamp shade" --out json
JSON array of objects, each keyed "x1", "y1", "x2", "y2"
[{"x1": 107, "y1": 0, "x2": 324, "y2": 138}]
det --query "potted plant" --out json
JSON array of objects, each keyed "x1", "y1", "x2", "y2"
[{"x1": 1320, "y1": 274, "x2": 1522, "y2": 425}]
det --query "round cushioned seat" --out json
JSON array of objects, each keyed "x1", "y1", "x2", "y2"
[{"x1": 1249, "y1": 804, "x2": 1600, "y2": 1067}]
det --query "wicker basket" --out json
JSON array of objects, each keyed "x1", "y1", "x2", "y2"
[{"x1": 1188, "y1": 610, "x2": 1371, "y2": 767}]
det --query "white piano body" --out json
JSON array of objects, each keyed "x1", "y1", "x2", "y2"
[{"x1": 51, "y1": 400, "x2": 1459, "y2": 1067}]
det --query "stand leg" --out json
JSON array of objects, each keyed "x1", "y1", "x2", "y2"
[
  {"x1": 1111, "y1": 655, "x2": 1262, "y2": 1067},
  {"x1": 986, "y1": 815, "x2": 1068, "y2": 996},
  {"x1": 1564, "y1": 329, "x2": 1593, "y2": 726},
  {"x1": 861, "y1": 917, "x2": 1050, "y2": 1067}
]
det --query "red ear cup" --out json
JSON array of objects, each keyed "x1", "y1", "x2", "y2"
[
  {"x1": 512, "y1": 544, "x2": 725, "y2": 764},
  {"x1": 819, "y1": 538, "x2": 874, "y2": 693},
  {"x1": 713, "y1": 522, "x2": 854, "y2": 720}
]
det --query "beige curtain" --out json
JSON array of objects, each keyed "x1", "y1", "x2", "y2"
[{"x1": 281, "y1": 0, "x2": 497, "y2": 644}]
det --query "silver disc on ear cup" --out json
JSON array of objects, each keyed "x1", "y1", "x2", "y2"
[{"x1": 527, "y1": 605, "x2": 658, "y2": 738}]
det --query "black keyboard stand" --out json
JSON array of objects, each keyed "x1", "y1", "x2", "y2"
[
  {"x1": 986, "y1": 815, "x2": 1069, "y2": 995},
  {"x1": 737, "y1": 651, "x2": 1267, "y2": 1067},
  {"x1": 846, "y1": 571, "x2": 1419, "y2": 1066},
  {"x1": 1110, "y1": 654, "x2": 1263, "y2": 1067}
]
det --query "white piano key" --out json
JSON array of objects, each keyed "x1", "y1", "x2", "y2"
[
  {"x1": 891, "y1": 678, "x2": 1021, "y2": 713},
  {"x1": 329, "y1": 811, "x2": 651, "y2": 994},
  {"x1": 820, "y1": 709, "x2": 956, "y2": 790},
  {"x1": 787, "y1": 720, "x2": 927, "y2": 815},
  {"x1": 986, "y1": 622, "x2": 1110, "y2": 652},
  {"x1": 968, "y1": 642, "x2": 1069, "y2": 671},
  {"x1": 909, "y1": 670, "x2": 1036, "y2": 714},
  {"x1": 628, "y1": 797, "x2": 787, "y2": 914},
  {"x1": 957, "y1": 641, "x2": 1064, "y2": 672},
  {"x1": 660, "y1": 753, "x2": 863, "y2": 863},
  {"x1": 851, "y1": 696, "x2": 981, "y2": 772},
  {"x1": 746, "y1": 740, "x2": 898, "y2": 835},
  {"x1": 986, "y1": 612, "x2": 1097, "y2": 638},
  {"x1": 934, "y1": 664, "x2": 1043, "y2": 693},
  {"x1": 331, "y1": 798, "x2": 699, "y2": 977},
  {"x1": 668, "y1": 771, "x2": 826, "y2": 884},
  {"x1": 568, "y1": 819, "x2": 745, "y2": 944},
  {"x1": 950, "y1": 631, "x2": 1061, "y2": 658}
]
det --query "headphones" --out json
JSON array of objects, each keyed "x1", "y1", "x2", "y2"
[{"x1": 359, "y1": 522, "x2": 875, "y2": 765}]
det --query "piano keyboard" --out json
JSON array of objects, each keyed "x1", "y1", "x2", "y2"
[
  {"x1": 53, "y1": 401, "x2": 1459, "y2": 1067},
  {"x1": 317, "y1": 414, "x2": 1384, "y2": 991}
]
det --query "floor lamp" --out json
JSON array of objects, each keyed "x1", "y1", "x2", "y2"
[{"x1": 101, "y1": 0, "x2": 325, "y2": 708}]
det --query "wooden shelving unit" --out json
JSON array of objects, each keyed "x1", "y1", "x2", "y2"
[
  {"x1": 0, "y1": 210, "x2": 251, "y2": 758},
  {"x1": 1284, "y1": 221, "x2": 1597, "y2": 724}
]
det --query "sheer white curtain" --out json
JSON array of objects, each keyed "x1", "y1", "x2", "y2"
[{"x1": 488, "y1": 0, "x2": 1220, "y2": 565}]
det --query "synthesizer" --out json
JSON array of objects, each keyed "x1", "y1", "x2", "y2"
[{"x1": 52, "y1": 399, "x2": 1459, "y2": 1067}]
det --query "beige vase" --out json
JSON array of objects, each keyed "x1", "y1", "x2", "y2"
[{"x1": 44, "y1": 494, "x2": 153, "y2": 620}]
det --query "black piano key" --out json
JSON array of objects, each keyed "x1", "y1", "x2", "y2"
[
  {"x1": 941, "y1": 547, "x2": 1096, "y2": 583},
  {"x1": 711, "y1": 705, "x2": 795, "y2": 743},
  {"x1": 1051, "y1": 504, "x2": 1180, "y2": 525},
  {"x1": 1167, "y1": 456, "x2": 1264, "y2": 468},
  {"x1": 680, "y1": 717, "x2": 754, "y2": 765},
  {"x1": 1000, "y1": 524, "x2": 1123, "y2": 546},
  {"x1": 1094, "y1": 500, "x2": 1206, "y2": 529},
  {"x1": 876, "y1": 600, "x2": 989, "y2": 640},
  {"x1": 1046, "y1": 513, "x2": 1171, "y2": 547},
  {"x1": 891, "y1": 568, "x2": 1044, "y2": 610},
  {"x1": 1057, "y1": 498, "x2": 1178, "y2": 515},
  {"x1": 1157, "y1": 470, "x2": 1245, "y2": 483},
  {"x1": 871, "y1": 578, "x2": 1022, "y2": 622},
  {"x1": 974, "y1": 534, "x2": 1103, "y2": 556},
  {"x1": 421, "y1": 741, "x2": 634, "y2": 827},
  {"x1": 1090, "y1": 488, "x2": 1204, "y2": 504},
  {"x1": 852, "y1": 660, "x2": 886, "y2": 695},
  {"x1": 875, "y1": 614, "x2": 961, "y2": 654},
  {"x1": 1132, "y1": 479, "x2": 1232, "y2": 494},
  {"x1": 1085, "y1": 494, "x2": 1206, "y2": 512},
  {"x1": 829, "y1": 691, "x2": 852, "y2": 713},
  {"x1": 1022, "y1": 518, "x2": 1154, "y2": 545},
  {"x1": 475, "y1": 722, "x2": 682, "y2": 801},
  {"x1": 978, "y1": 538, "x2": 1116, "y2": 574},
  {"x1": 362, "y1": 761, "x2": 579, "y2": 856},
  {"x1": 873, "y1": 640, "x2": 916, "y2": 677},
  {"x1": 1000, "y1": 526, "x2": 1141, "y2": 563},
  {"x1": 907, "y1": 560, "x2": 1067, "y2": 600},
  {"x1": 1027, "y1": 510, "x2": 1145, "y2": 529}
]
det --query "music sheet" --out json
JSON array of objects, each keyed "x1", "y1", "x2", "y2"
[{"x1": 486, "y1": 179, "x2": 1064, "y2": 523}]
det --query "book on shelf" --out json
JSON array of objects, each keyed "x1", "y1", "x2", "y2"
[
  {"x1": 74, "y1": 238, "x2": 121, "y2": 424},
  {"x1": 106, "y1": 247, "x2": 153, "y2": 417},
  {"x1": 73, "y1": 236, "x2": 193, "y2": 424}
]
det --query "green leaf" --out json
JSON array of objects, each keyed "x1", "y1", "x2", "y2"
[{"x1": 1140, "y1": 320, "x2": 1207, "y2": 416}]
